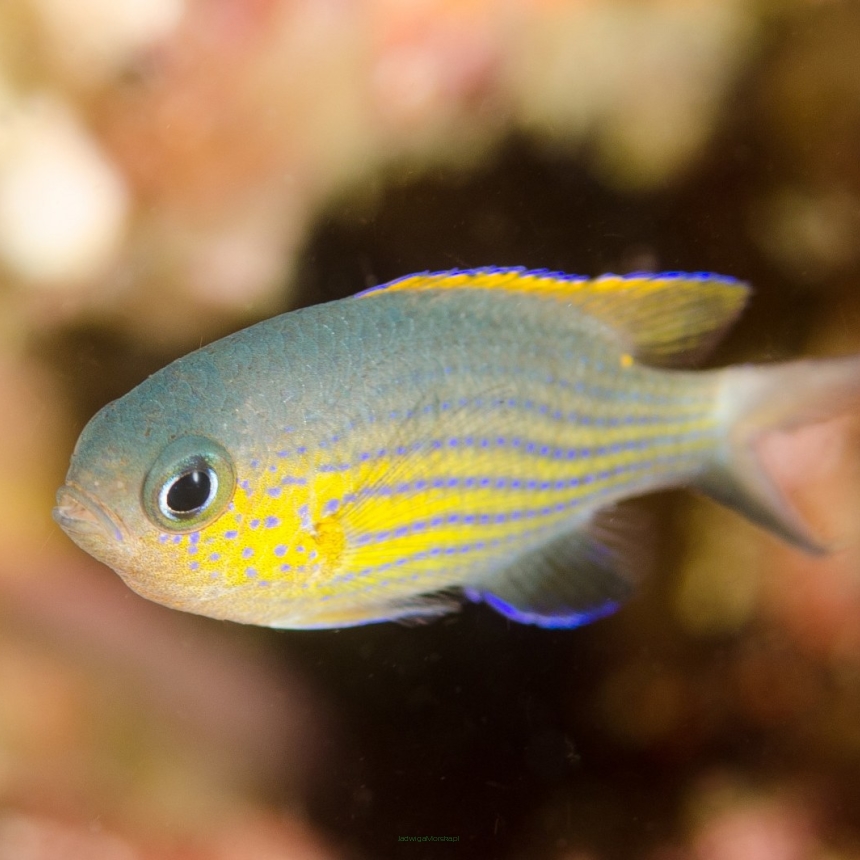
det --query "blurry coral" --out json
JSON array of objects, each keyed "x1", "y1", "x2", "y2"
[{"x1": 0, "y1": 0, "x2": 757, "y2": 345}]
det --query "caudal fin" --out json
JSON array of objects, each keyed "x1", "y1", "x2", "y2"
[{"x1": 699, "y1": 354, "x2": 860, "y2": 553}]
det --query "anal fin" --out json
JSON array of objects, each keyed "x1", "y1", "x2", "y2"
[{"x1": 464, "y1": 507, "x2": 646, "y2": 629}]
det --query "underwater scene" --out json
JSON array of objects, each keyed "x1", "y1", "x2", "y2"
[{"x1": 2, "y1": 1, "x2": 860, "y2": 858}]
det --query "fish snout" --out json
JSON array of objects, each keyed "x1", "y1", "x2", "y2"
[{"x1": 53, "y1": 485, "x2": 124, "y2": 543}]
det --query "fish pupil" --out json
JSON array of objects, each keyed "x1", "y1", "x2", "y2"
[{"x1": 166, "y1": 469, "x2": 212, "y2": 514}]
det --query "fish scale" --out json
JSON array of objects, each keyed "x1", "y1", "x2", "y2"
[{"x1": 54, "y1": 268, "x2": 860, "y2": 629}]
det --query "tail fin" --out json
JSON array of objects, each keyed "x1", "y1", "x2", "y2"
[{"x1": 699, "y1": 354, "x2": 860, "y2": 553}]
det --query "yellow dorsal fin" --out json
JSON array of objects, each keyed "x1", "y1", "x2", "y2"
[{"x1": 358, "y1": 267, "x2": 750, "y2": 366}]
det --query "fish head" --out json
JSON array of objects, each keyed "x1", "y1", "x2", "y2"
[{"x1": 53, "y1": 364, "x2": 326, "y2": 625}]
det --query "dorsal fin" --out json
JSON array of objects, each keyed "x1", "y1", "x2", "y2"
[{"x1": 358, "y1": 267, "x2": 750, "y2": 366}]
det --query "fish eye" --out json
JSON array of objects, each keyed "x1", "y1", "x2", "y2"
[
  {"x1": 161, "y1": 466, "x2": 216, "y2": 517},
  {"x1": 143, "y1": 436, "x2": 235, "y2": 532}
]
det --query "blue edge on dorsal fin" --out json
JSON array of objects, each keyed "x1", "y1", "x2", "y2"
[{"x1": 354, "y1": 267, "x2": 740, "y2": 298}]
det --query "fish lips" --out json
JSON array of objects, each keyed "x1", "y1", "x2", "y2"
[{"x1": 53, "y1": 484, "x2": 125, "y2": 544}]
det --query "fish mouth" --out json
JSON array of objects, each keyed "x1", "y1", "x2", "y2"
[{"x1": 53, "y1": 484, "x2": 125, "y2": 543}]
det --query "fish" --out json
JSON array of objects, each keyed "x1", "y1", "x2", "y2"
[{"x1": 53, "y1": 267, "x2": 860, "y2": 629}]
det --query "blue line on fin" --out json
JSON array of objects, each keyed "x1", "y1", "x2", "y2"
[{"x1": 479, "y1": 591, "x2": 620, "y2": 629}]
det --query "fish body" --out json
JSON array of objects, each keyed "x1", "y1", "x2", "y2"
[{"x1": 54, "y1": 269, "x2": 860, "y2": 629}]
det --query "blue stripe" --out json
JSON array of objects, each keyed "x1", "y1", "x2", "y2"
[
  {"x1": 269, "y1": 389, "x2": 712, "y2": 462},
  {"x1": 279, "y1": 424, "x2": 713, "y2": 477},
  {"x1": 348, "y1": 448, "x2": 703, "y2": 549}
]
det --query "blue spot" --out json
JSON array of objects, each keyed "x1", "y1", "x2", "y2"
[
  {"x1": 250, "y1": 518, "x2": 260, "y2": 529},
  {"x1": 224, "y1": 530, "x2": 238, "y2": 539},
  {"x1": 296, "y1": 545, "x2": 305, "y2": 553},
  {"x1": 280, "y1": 563, "x2": 292, "y2": 572},
  {"x1": 190, "y1": 562, "x2": 199, "y2": 570},
  {"x1": 172, "y1": 536, "x2": 182, "y2": 544},
  {"x1": 189, "y1": 532, "x2": 200, "y2": 544},
  {"x1": 158, "y1": 534, "x2": 168, "y2": 544},
  {"x1": 267, "y1": 487, "x2": 282, "y2": 498},
  {"x1": 265, "y1": 516, "x2": 280, "y2": 528},
  {"x1": 209, "y1": 552, "x2": 221, "y2": 562},
  {"x1": 245, "y1": 567, "x2": 257, "y2": 577}
]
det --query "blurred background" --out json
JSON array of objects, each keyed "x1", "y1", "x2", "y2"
[{"x1": 2, "y1": 0, "x2": 860, "y2": 857}]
